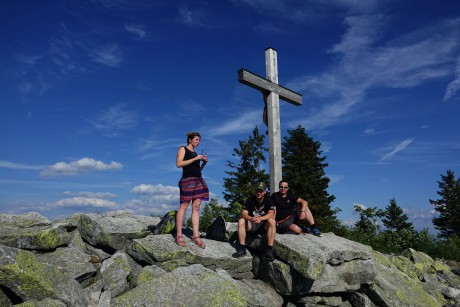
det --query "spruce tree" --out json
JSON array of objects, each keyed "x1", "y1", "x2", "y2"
[
  {"x1": 430, "y1": 170, "x2": 460, "y2": 238},
  {"x1": 382, "y1": 198, "x2": 413, "y2": 232},
  {"x1": 281, "y1": 125, "x2": 337, "y2": 231},
  {"x1": 223, "y1": 126, "x2": 269, "y2": 220},
  {"x1": 199, "y1": 198, "x2": 230, "y2": 231},
  {"x1": 354, "y1": 205, "x2": 384, "y2": 234}
]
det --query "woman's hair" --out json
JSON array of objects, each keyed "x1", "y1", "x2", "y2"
[{"x1": 186, "y1": 132, "x2": 201, "y2": 144}]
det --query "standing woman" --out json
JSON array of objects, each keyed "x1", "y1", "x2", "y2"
[{"x1": 175, "y1": 132, "x2": 209, "y2": 248}]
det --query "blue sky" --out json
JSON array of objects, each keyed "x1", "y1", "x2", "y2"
[{"x1": 1, "y1": 0, "x2": 460, "y2": 232}]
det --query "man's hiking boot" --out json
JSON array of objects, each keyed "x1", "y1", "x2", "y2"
[
  {"x1": 300, "y1": 225, "x2": 311, "y2": 234},
  {"x1": 311, "y1": 226, "x2": 322, "y2": 237},
  {"x1": 264, "y1": 249, "x2": 275, "y2": 262},
  {"x1": 232, "y1": 248, "x2": 247, "y2": 258}
]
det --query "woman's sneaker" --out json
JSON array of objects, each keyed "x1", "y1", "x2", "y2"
[{"x1": 311, "y1": 226, "x2": 322, "y2": 237}]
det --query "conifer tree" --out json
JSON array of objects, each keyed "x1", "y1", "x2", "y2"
[
  {"x1": 199, "y1": 198, "x2": 229, "y2": 231},
  {"x1": 354, "y1": 205, "x2": 384, "y2": 234},
  {"x1": 430, "y1": 170, "x2": 460, "y2": 238},
  {"x1": 382, "y1": 198, "x2": 413, "y2": 232},
  {"x1": 223, "y1": 126, "x2": 269, "y2": 220},
  {"x1": 281, "y1": 126, "x2": 338, "y2": 230}
]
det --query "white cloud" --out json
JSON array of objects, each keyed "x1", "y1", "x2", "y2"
[
  {"x1": 234, "y1": 0, "x2": 379, "y2": 24},
  {"x1": 379, "y1": 138, "x2": 415, "y2": 162},
  {"x1": 0, "y1": 160, "x2": 43, "y2": 170},
  {"x1": 132, "y1": 184, "x2": 179, "y2": 195},
  {"x1": 129, "y1": 184, "x2": 180, "y2": 215},
  {"x1": 353, "y1": 203, "x2": 368, "y2": 212},
  {"x1": 124, "y1": 198, "x2": 177, "y2": 216},
  {"x1": 89, "y1": 43, "x2": 123, "y2": 67},
  {"x1": 444, "y1": 57, "x2": 460, "y2": 101},
  {"x1": 207, "y1": 110, "x2": 261, "y2": 136},
  {"x1": 62, "y1": 191, "x2": 117, "y2": 198},
  {"x1": 54, "y1": 197, "x2": 118, "y2": 208},
  {"x1": 40, "y1": 158, "x2": 123, "y2": 177},
  {"x1": 15, "y1": 53, "x2": 42, "y2": 65},
  {"x1": 328, "y1": 174, "x2": 345, "y2": 185},
  {"x1": 87, "y1": 104, "x2": 140, "y2": 137},
  {"x1": 125, "y1": 23, "x2": 147, "y2": 38},
  {"x1": 18, "y1": 82, "x2": 32, "y2": 94},
  {"x1": 290, "y1": 16, "x2": 460, "y2": 130},
  {"x1": 253, "y1": 22, "x2": 282, "y2": 35},
  {"x1": 176, "y1": 5, "x2": 204, "y2": 26}
]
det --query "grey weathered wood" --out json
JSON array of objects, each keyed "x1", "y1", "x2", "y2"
[
  {"x1": 238, "y1": 69, "x2": 302, "y2": 106},
  {"x1": 265, "y1": 48, "x2": 282, "y2": 193},
  {"x1": 238, "y1": 48, "x2": 302, "y2": 193}
]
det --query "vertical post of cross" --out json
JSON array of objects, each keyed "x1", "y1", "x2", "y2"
[
  {"x1": 238, "y1": 47, "x2": 302, "y2": 194},
  {"x1": 264, "y1": 48, "x2": 282, "y2": 194}
]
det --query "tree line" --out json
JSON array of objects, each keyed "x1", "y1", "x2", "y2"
[{"x1": 198, "y1": 126, "x2": 460, "y2": 261}]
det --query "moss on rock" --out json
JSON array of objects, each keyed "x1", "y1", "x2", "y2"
[{"x1": 0, "y1": 250, "x2": 56, "y2": 300}]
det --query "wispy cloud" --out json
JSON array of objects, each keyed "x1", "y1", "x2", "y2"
[
  {"x1": 40, "y1": 158, "x2": 123, "y2": 177},
  {"x1": 207, "y1": 110, "x2": 261, "y2": 136},
  {"x1": 379, "y1": 138, "x2": 415, "y2": 162},
  {"x1": 125, "y1": 23, "x2": 147, "y2": 39},
  {"x1": 0, "y1": 161, "x2": 44, "y2": 170},
  {"x1": 15, "y1": 54, "x2": 42, "y2": 65},
  {"x1": 444, "y1": 57, "x2": 460, "y2": 101},
  {"x1": 253, "y1": 22, "x2": 282, "y2": 35},
  {"x1": 234, "y1": 0, "x2": 380, "y2": 24},
  {"x1": 87, "y1": 104, "x2": 140, "y2": 137},
  {"x1": 89, "y1": 43, "x2": 123, "y2": 67},
  {"x1": 175, "y1": 4, "x2": 205, "y2": 26},
  {"x1": 290, "y1": 15, "x2": 460, "y2": 130},
  {"x1": 363, "y1": 128, "x2": 393, "y2": 136}
]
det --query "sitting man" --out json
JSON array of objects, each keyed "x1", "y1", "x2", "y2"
[
  {"x1": 271, "y1": 179, "x2": 322, "y2": 237},
  {"x1": 232, "y1": 182, "x2": 277, "y2": 261}
]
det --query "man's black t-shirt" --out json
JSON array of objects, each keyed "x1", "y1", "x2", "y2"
[
  {"x1": 271, "y1": 192, "x2": 299, "y2": 222},
  {"x1": 243, "y1": 196, "x2": 275, "y2": 217}
]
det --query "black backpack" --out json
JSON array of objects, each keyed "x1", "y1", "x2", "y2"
[
  {"x1": 205, "y1": 216, "x2": 227, "y2": 241},
  {"x1": 148, "y1": 210, "x2": 177, "y2": 235}
]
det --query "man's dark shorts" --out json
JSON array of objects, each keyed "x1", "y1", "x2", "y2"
[
  {"x1": 249, "y1": 220, "x2": 267, "y2": 234},
  {"x1": 277, "y1": 215, "x2": 294, "y2": 234}
]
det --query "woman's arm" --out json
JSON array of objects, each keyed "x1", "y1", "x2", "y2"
[
  {"x1": 200, "y1": 156, "x2": 208, "y2": 170},
  {"x1": 176, "y1": 147, "x2": 203, "y2": 168}
]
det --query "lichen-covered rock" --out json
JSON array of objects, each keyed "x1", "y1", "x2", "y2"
[
  {"x1": 0, "y1": 245, "x2": 89, "y2": 306},
  {"x1": 0, "y1": 287, "x2": 12, "y2": 307},
  {"x1": 273, "y1": 233, "x2": 373, "y2": 280},
  {"x1": 0, "y1": 222, "x2": 72, "y2": 250},
  {"x1": 134, "y1": 265, "x2": 167, "y2": 286},
  {"x1": 0, "y1": 212, "x2": 50, "y2": 228},
  {"x1": 127, "y1": 234, "x2": 254, "y2": 279},
  {"x1": 1, "y1": 212, "x2": 458, "y2": 306},
  {"x1": 233, "y1": 276, "x2": 284, "y2": 307},
  {"x1": 112, "y1": 264, "x2": 247, "y2": 307},
  {"x1": 100, "y1": 251, "x2": 141, "y2": 298},
  {"x1": 15, "y1": 298, "x2": 67, "y2": 306},
  {"x1": 253, "y1": 256, "x2": 313, "y2": 296},
  {"x1": 369, "y1": 251, "x2": 443, "y2": 307},
  {"x1": 36, "y1": 247, "x2": 97, "y2": 286},
  {"x1": 68, "y1": 211, "x2": 160, "y2": 251}
]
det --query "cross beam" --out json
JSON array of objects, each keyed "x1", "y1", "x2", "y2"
[
  {"x1": 238, "y1": 69, "x2": 302, "y2": 106},
  {"x1": 238, "y1": 48, "x2": 302, "y2": 193}
]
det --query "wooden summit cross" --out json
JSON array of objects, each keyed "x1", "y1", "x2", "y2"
[{"x1": 238, "y1": 47, "x2": 302, "y2": 193}]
